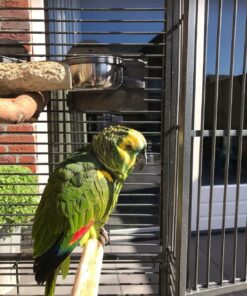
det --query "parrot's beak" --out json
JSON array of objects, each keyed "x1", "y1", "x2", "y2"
[{"x1": 136, "y1": 149, "x2": 147, "y2": 171}]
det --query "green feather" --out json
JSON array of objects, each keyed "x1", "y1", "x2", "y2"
[
  {"x1": 77, "y1": 211, "x2": 85, "y2": 227},
  {"x1": 73, "y1": 213, "x2": 79, "y2": 230},
  {"x1": 45, "y1": 269, "x2": 59, "y2": 296}
]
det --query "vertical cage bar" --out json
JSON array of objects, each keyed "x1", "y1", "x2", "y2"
[
  {"x1": 210, "y1": 0, "x2": 223, "y2": 285},
  {"x1": 233, "y1": 15, "x2": 247, "y2": 282},
  {"x1": 193, "y1": 0, "x2": 208, "y2": 290},
  {"x1": 161, "y1": 0, "x2": 182, "y2": 294},
  {"x1": 187, "y1": 0, "x2": 199, "y2": 290},
  {"x1": 170, "y1": 0, "x2": 182, "y2": 260},
  {"x1": 206, "y1": 0, "x2": 224, "y2": 286},
  {"x1": 165, "y1": 0, "x2": 172, "y2": 260},
  {"x1": 160, "y1": 0, "x2": 173, "y2": 293},
  {"x1": 175, "y1": 0, "x2": 197, "y2": 294},
  {"x1": 15, "y1": 261, "x2": 19, "y2": 295},
  {"x1": 220, "y1": 0, "x2": 238, "y2": 284}
]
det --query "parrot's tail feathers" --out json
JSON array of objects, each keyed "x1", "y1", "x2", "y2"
[
  {"x1": 45, "y1": 269, "x2": 59, "y2": 296},
  {"x1": 34, "y1": 239, "x2": 71, "y2": 284}
]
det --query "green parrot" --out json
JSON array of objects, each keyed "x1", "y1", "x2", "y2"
[{"x1": 32, "y1": 125, "x2": 147, "y2": 296}]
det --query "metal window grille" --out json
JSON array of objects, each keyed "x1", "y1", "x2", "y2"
[{"x1": 0, "y1": 0, "x2": 247, "y2": 296}]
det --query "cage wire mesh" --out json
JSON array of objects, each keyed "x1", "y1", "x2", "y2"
[{"x1": 0, "y1": 0, "x2": 165, "y2": 295}]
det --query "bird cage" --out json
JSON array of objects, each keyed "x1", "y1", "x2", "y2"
[{"x1": 0, "y1": 0, "x2": 246, "y2": 296}]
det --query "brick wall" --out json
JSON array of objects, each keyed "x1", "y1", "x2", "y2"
[
  {"x1": 0, "y1": 0, "x2": 37, "y2": 173},
  {"x1": 0, "y1": 0, "x2": 30, "y2": 51}
]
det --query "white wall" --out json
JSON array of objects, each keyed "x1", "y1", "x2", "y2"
[{"x1": 30, "y1": 0, "x2": 49, "y2": 193}]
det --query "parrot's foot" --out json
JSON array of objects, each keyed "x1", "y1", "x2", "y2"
[{"x1": 99, "y1": 227, "x2": 110, "y2": 247}]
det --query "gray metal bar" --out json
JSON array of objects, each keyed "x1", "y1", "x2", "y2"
[
  {"x1": 0, "y1": 53, "x2": 163, "y2": 58},
  {"x1": 194, "y1": 0, "x2": 209, "y2": 289},
  {"x1": 221, "y1": 0, "x2": 238, "y2": 284},
  {"x1": 233, "y1": 14, "x2": 247, "y2": 282},
  {"x1": 41, "y1": 110, "x2": 162, "y2": 113},
  {"x1": 0, "y1": 30, "x2": 166, "y2": 35},
  {"x1": 208, "y1": 0, "x2": 222, "y2": 285},
  {"x1": 0, "y1": 42, "x2": 166, "y2": 46},
  {"x1": 0, "y1": 7, "x2": 166, "y2": 11},
  {"x1": 175, "y1": 0, "x2": 197, "y2": 295},
  {"x1": 0, "y1": 253, "x2": 160, "y2": 261},
  {"x1": 160, "y1": 0, "x2": 173, "y2": 294},
  {"x1": 169, "y1": 0, "x2": 181, "y2": 262},
  {"x1": 205, "y1": 0, "x2": 223, "y2": 285},
  {"x1": 0, "y1": 18, "x2": 166, "y2": 22}
]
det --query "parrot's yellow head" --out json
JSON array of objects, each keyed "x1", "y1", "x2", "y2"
[{"x1": 93, "y1": 125, "x2": 147, "y2": 181}]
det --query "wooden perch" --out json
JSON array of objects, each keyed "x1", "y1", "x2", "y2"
[
  {"x1": 71, "y1": 239, "x2": 104, "y2": 296},
  {"x1": 0, "y1": 61, "x2": 72, "y2": 96},
  {"x1": 0, "y1": 92, "x2": 48, "y2": 123}
]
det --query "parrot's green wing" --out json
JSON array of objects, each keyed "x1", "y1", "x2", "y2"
[{"x1": 32, "y1": 147, "x2": 113, "y2": 258}]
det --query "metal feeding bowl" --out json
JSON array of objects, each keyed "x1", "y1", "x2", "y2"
[{"x1": 64, "y1": 55, "x2": 125, "y2": 90}]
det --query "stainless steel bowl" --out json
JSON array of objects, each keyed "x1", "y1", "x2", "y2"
[{"x1": 64, "y1": 55, "x2": 125, "y2": 90}]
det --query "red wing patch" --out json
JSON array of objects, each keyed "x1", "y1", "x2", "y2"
[{"x1": 69, "y1": 220, "x2": 94, "y2": 245}]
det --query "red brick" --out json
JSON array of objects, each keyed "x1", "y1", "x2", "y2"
[
  {"x1": 0, "y1": 0, "x2": 29, "y2": 7},
  {"x1": 9, "y1": 32, "x2": 30, "y2": 41},
  {"x1": 19, "y1": 156, "x2": 37, "y2": 173},
  {"x1": 0, "y1": 32, "x2": 30, "y2": 42},
  {"x1": 0, "y1": 0, "x2": 29, "y2": 18},
  {"x1": 7, "y1": 124, "x2": 34, "y2": 132},
  {"x1": 0, "y1": 10, "x2": 29, "y2": 19},
  {"x1": 0, "y1": 155, "x2": 16, "y2": 163},
  {"x1": 0, "y1": 134, "x2": 35, "y2": 143},
  {"x1": 1, "y1": 20, "x2": 30, "y2": 30},
  {"x1": 0, "y1": 146, "x2": 7, "y2": 153},
  {"x1": 19, "y1": 155, "x2": 36, "y2": 164},
  {"x1": 9, "y1": 145, "x2": 35, "y2": 153}
]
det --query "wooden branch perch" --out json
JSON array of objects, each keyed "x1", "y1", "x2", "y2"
[
  {"x1": 0, "y1": 92, "x2": 48, "y2": 123},
  {"x1": 0, "y1": 60, "x2": 73, "y2": 123},
  {"x1": 71, "y1": 239, "x2": 104, "y2": 296}
]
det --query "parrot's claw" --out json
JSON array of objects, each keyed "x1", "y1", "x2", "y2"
[{"x1": 99, "y1": 227, "x2": 110, "y2": 247}]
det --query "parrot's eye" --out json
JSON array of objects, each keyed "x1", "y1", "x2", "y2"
[{"x1": 125, "y1": 144, "x2": 133, "y2": 151}]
